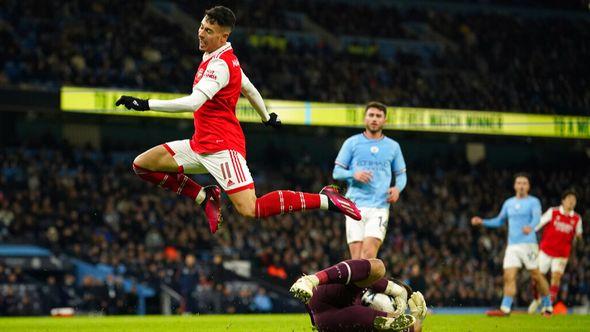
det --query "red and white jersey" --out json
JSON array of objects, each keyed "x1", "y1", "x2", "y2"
[
  {"x1": 536, "y1": 206, "x2": 583, "y2": 258},
  {"x1": 190, "y1": 42, "x2": 247, "y2": 158}
]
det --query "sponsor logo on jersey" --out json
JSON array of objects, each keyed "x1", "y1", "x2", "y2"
[
  {"x1": 232, "y1": 59, "x2": 240, "y2": 67},
  {"x1": 554, "y1": 220, "x2": 574, "y2": 233},
  {"x1": 205, "y1": 69, "x2": 217, "y2": 80}
]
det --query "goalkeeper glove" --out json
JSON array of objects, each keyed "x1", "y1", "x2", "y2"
[
  {"x1": 263, "y1": 112, "x2": 281, "y2": 129},
  {"x1": 115, "y1": 96, "x2": 150, "y2": 111},
  {"x1": 408, "y1": 291, "x2": 427, "y2": 320},
  {"x1": 385, "y1": 278, "x2": 411, "y2": 317}
]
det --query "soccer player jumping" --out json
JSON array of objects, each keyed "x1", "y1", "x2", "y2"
[
  {"x1": 115, "y1": 6, "x2": 361, "y2": 233},
  {"x1": 333, "y1": 102, "x2": 407, "y2": 259},
  {"x1": 471, "y1": 173, "x2": 553, "y2": 316},
  {"x1": 528, "y1": 190, "x2": 583, "y2": 313}
]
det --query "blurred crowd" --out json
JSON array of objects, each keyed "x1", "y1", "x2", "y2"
[
  {"x1": 1, "y1": 0, "x2": 589, "y2": 115},
  {"x1": 0, "y1": 140, "x2": 588, "y2": 314}
]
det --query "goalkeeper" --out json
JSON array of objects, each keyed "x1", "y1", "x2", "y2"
[{"x1": 290, "y1": 259, "x2": 426, "y2": 332}]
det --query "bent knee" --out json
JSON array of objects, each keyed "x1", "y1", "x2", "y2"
[
  {"x1": 132, "y1": 158, "x2": 144, "y2": 174},
  {"x1": 234, "y1": 203, "x2": 256, "y2": 219},
  {"x1": 367, "y1": 259, "x2": 385, "y2": 278},
  {"x1": 133, "y1": 154, "x2": 149, "y2": 171}
]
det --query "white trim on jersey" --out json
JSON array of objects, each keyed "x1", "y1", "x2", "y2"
[
  {"x1": 394, "y1": 167, "x2": 407, "y2": 175},
  {"x1": 335, "y1": 161, "x2": 349, "y2": 169},
  {"x1": 202, "y1": 42, "x2": 233, "y2": 62}
]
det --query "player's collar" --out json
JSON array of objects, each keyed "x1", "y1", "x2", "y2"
[
  {"x1": 559, "y1": 205, "x2": 574, "y2": 216},
  {"x1": 202, "y1": 42, "x2": 232, "y2": 62},
  {"x1": 362, "y1": 131, "x2": 385, "y2": 141}
]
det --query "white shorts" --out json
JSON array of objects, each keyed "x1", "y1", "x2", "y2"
[
  {"x1": 163, "y1": 139, "x2": 254, "y2": 193},
  {"x1": 538, "y1": 250, "x2": 568, "y2": 274},
  {"x1": 345, "y1": 207, "x2": 389, "y2": 244},
  {"x1": 503, "y1": 243, "x2": 539, "y2": 270}
]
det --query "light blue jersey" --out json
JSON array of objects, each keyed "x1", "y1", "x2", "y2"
[
  {"x1": 333, "y1": 133, "x2": 406, "y2": 209},
  {"x1": 483, "y1": 195, "x2": 542, "y2": 245}
]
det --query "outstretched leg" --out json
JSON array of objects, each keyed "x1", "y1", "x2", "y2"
[{"x1": 228, "y1": 186, "x2": 361, "y2": 220}]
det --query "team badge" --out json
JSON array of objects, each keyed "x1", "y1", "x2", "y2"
[{"x1": 370, "y1": 146, "x2": 379, "y2": 154}]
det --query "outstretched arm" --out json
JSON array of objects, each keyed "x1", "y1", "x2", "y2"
[
  {"x1": 242, "y1": 71, "x2": 281, "y2": 128},
  {"x1": 116, "y1": 58, "x2": 229, "y2": 112},
  {"x1": 148, "y1": 89, "x2": 209, "y2": 112},
  {"x1": 241, "y1": 71, "x2": 269, "y2": 122},
  {"x1": 482, "y1": 201, "x2": 508, "y2": 228}
]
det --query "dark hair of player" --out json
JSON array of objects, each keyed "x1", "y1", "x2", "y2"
[
  {"x1": 513, "y1": 172, "x2": 531, "y2": 183},
  {"x1": 205, "y1": 6, "x2": 236, "y2": 31},
  {"x1": 561, "y1": 189, "x2": 577, "y2": 200},
  {"x1": 365, "y1": 101, "x2": 387, "y2": 116}
]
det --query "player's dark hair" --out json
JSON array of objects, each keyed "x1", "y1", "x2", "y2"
[
  {"x1": 365, "y1": 101, "x2": 387, "y2": 116},
  {"x1": 513, "y1": 172, "x2": 530, "y2": 183},
  {"x1": 561, "y1": 189, "x2": 577, "y2": 200},
  {"x1": 204, "y1": 6, "x2": 236, "y2": 31}
]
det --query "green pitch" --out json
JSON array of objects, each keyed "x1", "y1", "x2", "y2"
[{"x1": 1, "y1": 314, "x2": 589, "y2": 332}]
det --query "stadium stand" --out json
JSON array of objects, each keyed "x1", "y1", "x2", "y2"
[
  {"x1": 1, "y1": 0, "x2": 588, "y2": 318},
  {"x1": 1, "y1": 0, "x2": 589, "y2": 114},
  {"x1": 0, "y1": 137, "x2": 588, "y2": 314}
]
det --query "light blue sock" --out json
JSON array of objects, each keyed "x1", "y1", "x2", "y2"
[
  {"x1": 500, "y1": 296, "x2": 513, "y2": 313},
  {"x1": 541, "y1": 295, "x2": 552, "y2": 307}
]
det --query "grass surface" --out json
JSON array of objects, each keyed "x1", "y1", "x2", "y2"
[{"x1": 1, "y1": 313, "x2": 589, "y2": 331}]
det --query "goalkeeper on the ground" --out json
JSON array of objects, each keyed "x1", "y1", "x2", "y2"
[{"x1": 289, "y1": 258, "x2": 427, "y2": 331}]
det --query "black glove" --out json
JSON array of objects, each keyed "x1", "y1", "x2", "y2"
[
  {"x1": 263, "y1": 112, "x2": 281, "y2": 129},
  {"x1": 115, "y1": 96, "x2": 150, "y2": 111}
]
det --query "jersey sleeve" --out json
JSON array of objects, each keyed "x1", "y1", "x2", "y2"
[
  {"x1": 576, "y1": 215, "x2": 583, "y2": 236},
  {"x1": 391, "y1": 142, "x2": 407, "y2": 191},
  {"x1": 535, "y1": 208, "x2": 554, "y2": 232},
  {"x1": 240, "y1": 69, "x2": 270, "y2": 122},
  {"x1": 483, "y1": 200, "x2": 508, "y2": 228},
  {"x1": 335, "y1": 137, "x2": 354, "y2": 170},
  {"x1": 194, "y1": 58, "x2": 230, "y2": 99},
  {"x1": 529, "y1": 197, "x2": 542, "y2": 228},
  {"x1": 333, "y1": 137, "x2": 355, "y2": 180}
]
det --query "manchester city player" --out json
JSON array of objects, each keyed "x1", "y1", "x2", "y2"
[
  {"x1": 471, "y1": 173, "x2": 553, "y2": 316},
  {"x1": 333, "y1": 101, "x2": 407, "y2": 259}
]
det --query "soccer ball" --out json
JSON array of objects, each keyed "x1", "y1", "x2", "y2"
[{"x1": 361, "y1": 290, "x2": 397, "y2": 313}]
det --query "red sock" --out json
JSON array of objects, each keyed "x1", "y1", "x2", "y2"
[
  {"x1": 132, "y1": 163, "x2": 202, "y2": 201},
  {"x1": 550, "y1": 284, "x2": 559, "y2": 302},
  {"x1": 315, "y1": 259, "x2": 371, "y2": 285},
  {"x1": 255, "y1": 190, "x2": 321, "y2": 218}
]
